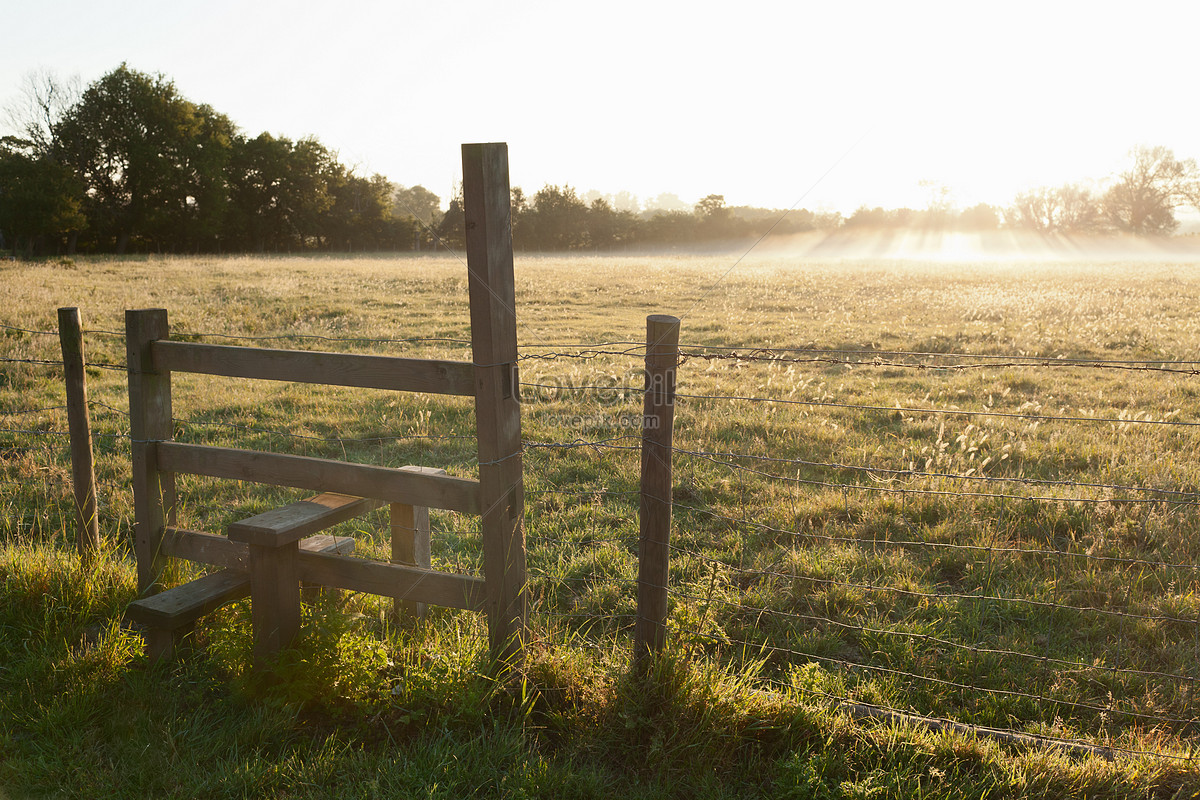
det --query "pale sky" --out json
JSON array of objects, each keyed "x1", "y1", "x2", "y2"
[{"x1": 3, "y1": 0, "x2": 1199, "y2": 214}]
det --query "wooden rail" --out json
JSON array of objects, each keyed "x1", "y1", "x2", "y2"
[
  {"x1": 155, "y1": 442, "x2": 481, "y2": 514},
  {"x1": 296, "y1": 551, "x2": 487, "y2": 612},
  {"x1": 152, "y1": 340, "x2": 474, "y2": 395}
]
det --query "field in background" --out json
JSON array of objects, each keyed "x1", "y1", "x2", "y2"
[{"x1": 5, "y1": 252, "x2": 1200, "y2": 797}]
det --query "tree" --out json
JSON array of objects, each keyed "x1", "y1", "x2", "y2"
[
  {"x1": 844, "y1": 206, "x2": 891, "y2": 229},
  {"x1": 227, "y1": 133, "x2": 339, "y2": 251},
  {"x1": 642, "y1": 210, "x2": 696, "y2": 246},
  {"x1": 694, "y1": 194, "x2": 742, "y2": 240},
  {"x1": 584, "y1": 197, "x2": 639, "y2": 250},
  {"x1": 524, "y1": 184, "x2": 589, "y2": 250},
  {"x1": 391, "y1": 184, "x2": 441, "y2": 251},
  {"x1": 4, "y1": 70, "x2": 80, "y2": 159},
  {"x1": 956, "y1": 203, "x2": 1000, "y2": 231},
  {"x1": 1101, "y1": 145, "x2": 1198, "y2": 236},
  {"x1": 55, "y1": 64, "x2": 235, "y2": 252},
  {"x1": 436, "y1": 184, "x2": 465, "y2": 251},
  {"x1": 1006, "y1": 184, "x2": 1102, "y2": 233},
  {"x1": 393, "y1": 185, "x2": 441, "y2": 226},
  {"x1": 327, "y1": 172, "x2": 394, "y2": 251},
  {"x1": 643, "y1": 192, "x2": 689, "y2": 213},
  {"x1": 0, "y1": 136, "x2": 86, "y2": 255}
]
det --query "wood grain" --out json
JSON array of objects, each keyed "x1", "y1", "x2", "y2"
[
  {"x1": 156, "y1": 442, "x2": 481, "y2": 514},
  {"x1": 152, "y1": 340, "x2": 474, "y2": 395}
]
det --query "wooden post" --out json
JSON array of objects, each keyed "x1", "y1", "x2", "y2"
[
  {"x1": 391, "y1": 502, "x2": 431, "y2": 618},
  {"x1": 462, "y1": 142, "x2": 527, "y2": 665},
  {"x1": 57, "y1": 307, "x2": 99, "y2": 562},
  {"x1": 391, "y1": 466, "x2": 439, "y2": 619},
  {"x1": 126, "y1": 309, "x2": 176, "y2": 594},
  {"x1": 249, "y1": 541, "x2": 301, "y2": 666},
  {"x1": 635, "y1": 314, "x2": 680, "y2": 665}
]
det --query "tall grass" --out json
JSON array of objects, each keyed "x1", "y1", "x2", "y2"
[{"x1": 3, "y1": 253, "x2": 1200, "y2": 797}]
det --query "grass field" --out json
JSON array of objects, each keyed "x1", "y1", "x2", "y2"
[{"x1": 4, "y1": 252, "x2": 1200, "y2": 798}]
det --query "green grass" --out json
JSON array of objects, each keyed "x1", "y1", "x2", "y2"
[{"x1": 3, "y1": 252, "x2": 1200, "y2": 797}]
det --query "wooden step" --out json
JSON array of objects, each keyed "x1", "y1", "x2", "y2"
[
  {"x1": 227, "y1": 493, "x2": 382, "y2": 547},
  {"x1": 126, "y1": 532, "x2": 355, "y2": 661},
  {"x1": 126, "y1": 567, "x2": 250, "y2": 628}
]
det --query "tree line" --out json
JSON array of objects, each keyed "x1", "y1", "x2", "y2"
[{"x1": 2, "y1": 65, "x2": 1198, "y2": 258}]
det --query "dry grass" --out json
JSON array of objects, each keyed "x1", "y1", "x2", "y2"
[{"x1": 4, "y1": 252, "x2": 1200, "y2": 796}]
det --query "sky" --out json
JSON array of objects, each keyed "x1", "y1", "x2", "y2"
[{"x1": 3, "y1": 0, "x2": 1199, "y2": 215}]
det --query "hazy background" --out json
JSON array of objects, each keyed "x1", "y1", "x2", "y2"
[{"x1": 4, "y1": 0, "x2": 1199, "y2": 214}]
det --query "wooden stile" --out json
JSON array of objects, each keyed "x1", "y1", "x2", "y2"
[
  {"x1": 463, "y1": 142, "x2": 528, "y2": 665},
  {"x1": 124, "y1": 143, "x2": 528, "y2": 670}
]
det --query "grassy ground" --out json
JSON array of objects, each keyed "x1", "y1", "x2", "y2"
[{"x1": 2, "y1": 252, "x2": 1200, "y2": 797}]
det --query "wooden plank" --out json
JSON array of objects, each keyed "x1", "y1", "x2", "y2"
[
  {"x1": 299, "y1": 534, "x2": 357, "y2": 557},
  {"x1": 162, "y1": 527, "x2": 355, "y2": 570},
  {"x1": 635, "y1": 314, "x2": 681, "y2": 664},
  {"x1": 58, "y1": 307, "x2": 99, "y2": 561},
  {"x1": 151, "y1": 340, "x2": 475, "y2": 396},
  {"x1": 126, "y1": 568, "x2": 249, "y2": 627},
  {"x1": 162, "y1": 527, "x2": 246, "y2": 569},
  {"x1": 126, "y1": 309, "x2": 176, "y2": 593},
  {"x1": 249, "y1": 541, "x2": 301, "y2": 666},
  {"x1": 156, "y1": 442, "x2": 481, "y2": 514},
  {"x1": 463, "y1": 142, "x2": 528, "y2": 664},
  {"x1": 228, "y1": 493, "x2": 382, "y2": 547},
  {"x1": 296, "y1": 550, "x2": 487, "y2": 612}
]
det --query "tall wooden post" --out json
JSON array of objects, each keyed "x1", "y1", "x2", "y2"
[
  {"x1": 462, "y1": 142, "x2": 527, "y2": 665},
  {"x1": 635, "y1": 314, "x2": 680, "y2": 665},
  {"x1": 126, "y1": 309, "x2": 176, "y2": 594},
  {"x1": 58, "y1": 307, "x2": 100, "y2": 562}
]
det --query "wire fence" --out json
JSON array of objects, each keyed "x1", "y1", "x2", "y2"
[{"x1": 3, "y1": 319, "x2": 1199, "y2": 762}]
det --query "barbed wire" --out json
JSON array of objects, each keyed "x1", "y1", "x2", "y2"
[
  {"x1": 85, "y1": 328, "x2": 475, "y2": 347},
  {"x1": 88, "y1": 400, "x2": 130, "y2": 417},
  {"x1": 683, "y1": 630, "x2": 1197, "y2": 763},
  {"x1": 0, "y1": 355, "x2": 122, "y2": 372},
  {"x1": 0, "y1": 405, "x2": 69, "y2": 417},
  {"x1": 674, "y1": 343, "x2": 1200, "y2": 368},
  {"x1": 677, "y1": 452, "x2": 1200, "y2": 508},
  {"x1": 672, "y1": 447, "x2": 1200, "y2": 505},
  {"x1": 666, "y1": 543, "x2": 1200, "y2": 683},
  {"x1": 674, "y1": 619, "x2": 1199, "y2": 731},
  {"x1": 524, "y1": 487, "x2": 640, "y2": 499},
  {"x1": 676, "y1": 347, "x2": 1200, "y2": 373},
  {"x1": 669, "y1": 499, "x2": 1200, "y2": 573},
  {"x1": 0, "y1": 323, "x2": 58, "y2": 337},
  {"x1": 673, "y1": 391, "x2": 1200, "y2": 428},
  {"x1": 0, "y1": 356, "x2": 65, "y2": 368},
  {"x1": 671, "y1": 443, "x2": 1200, "y2": 500}
]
